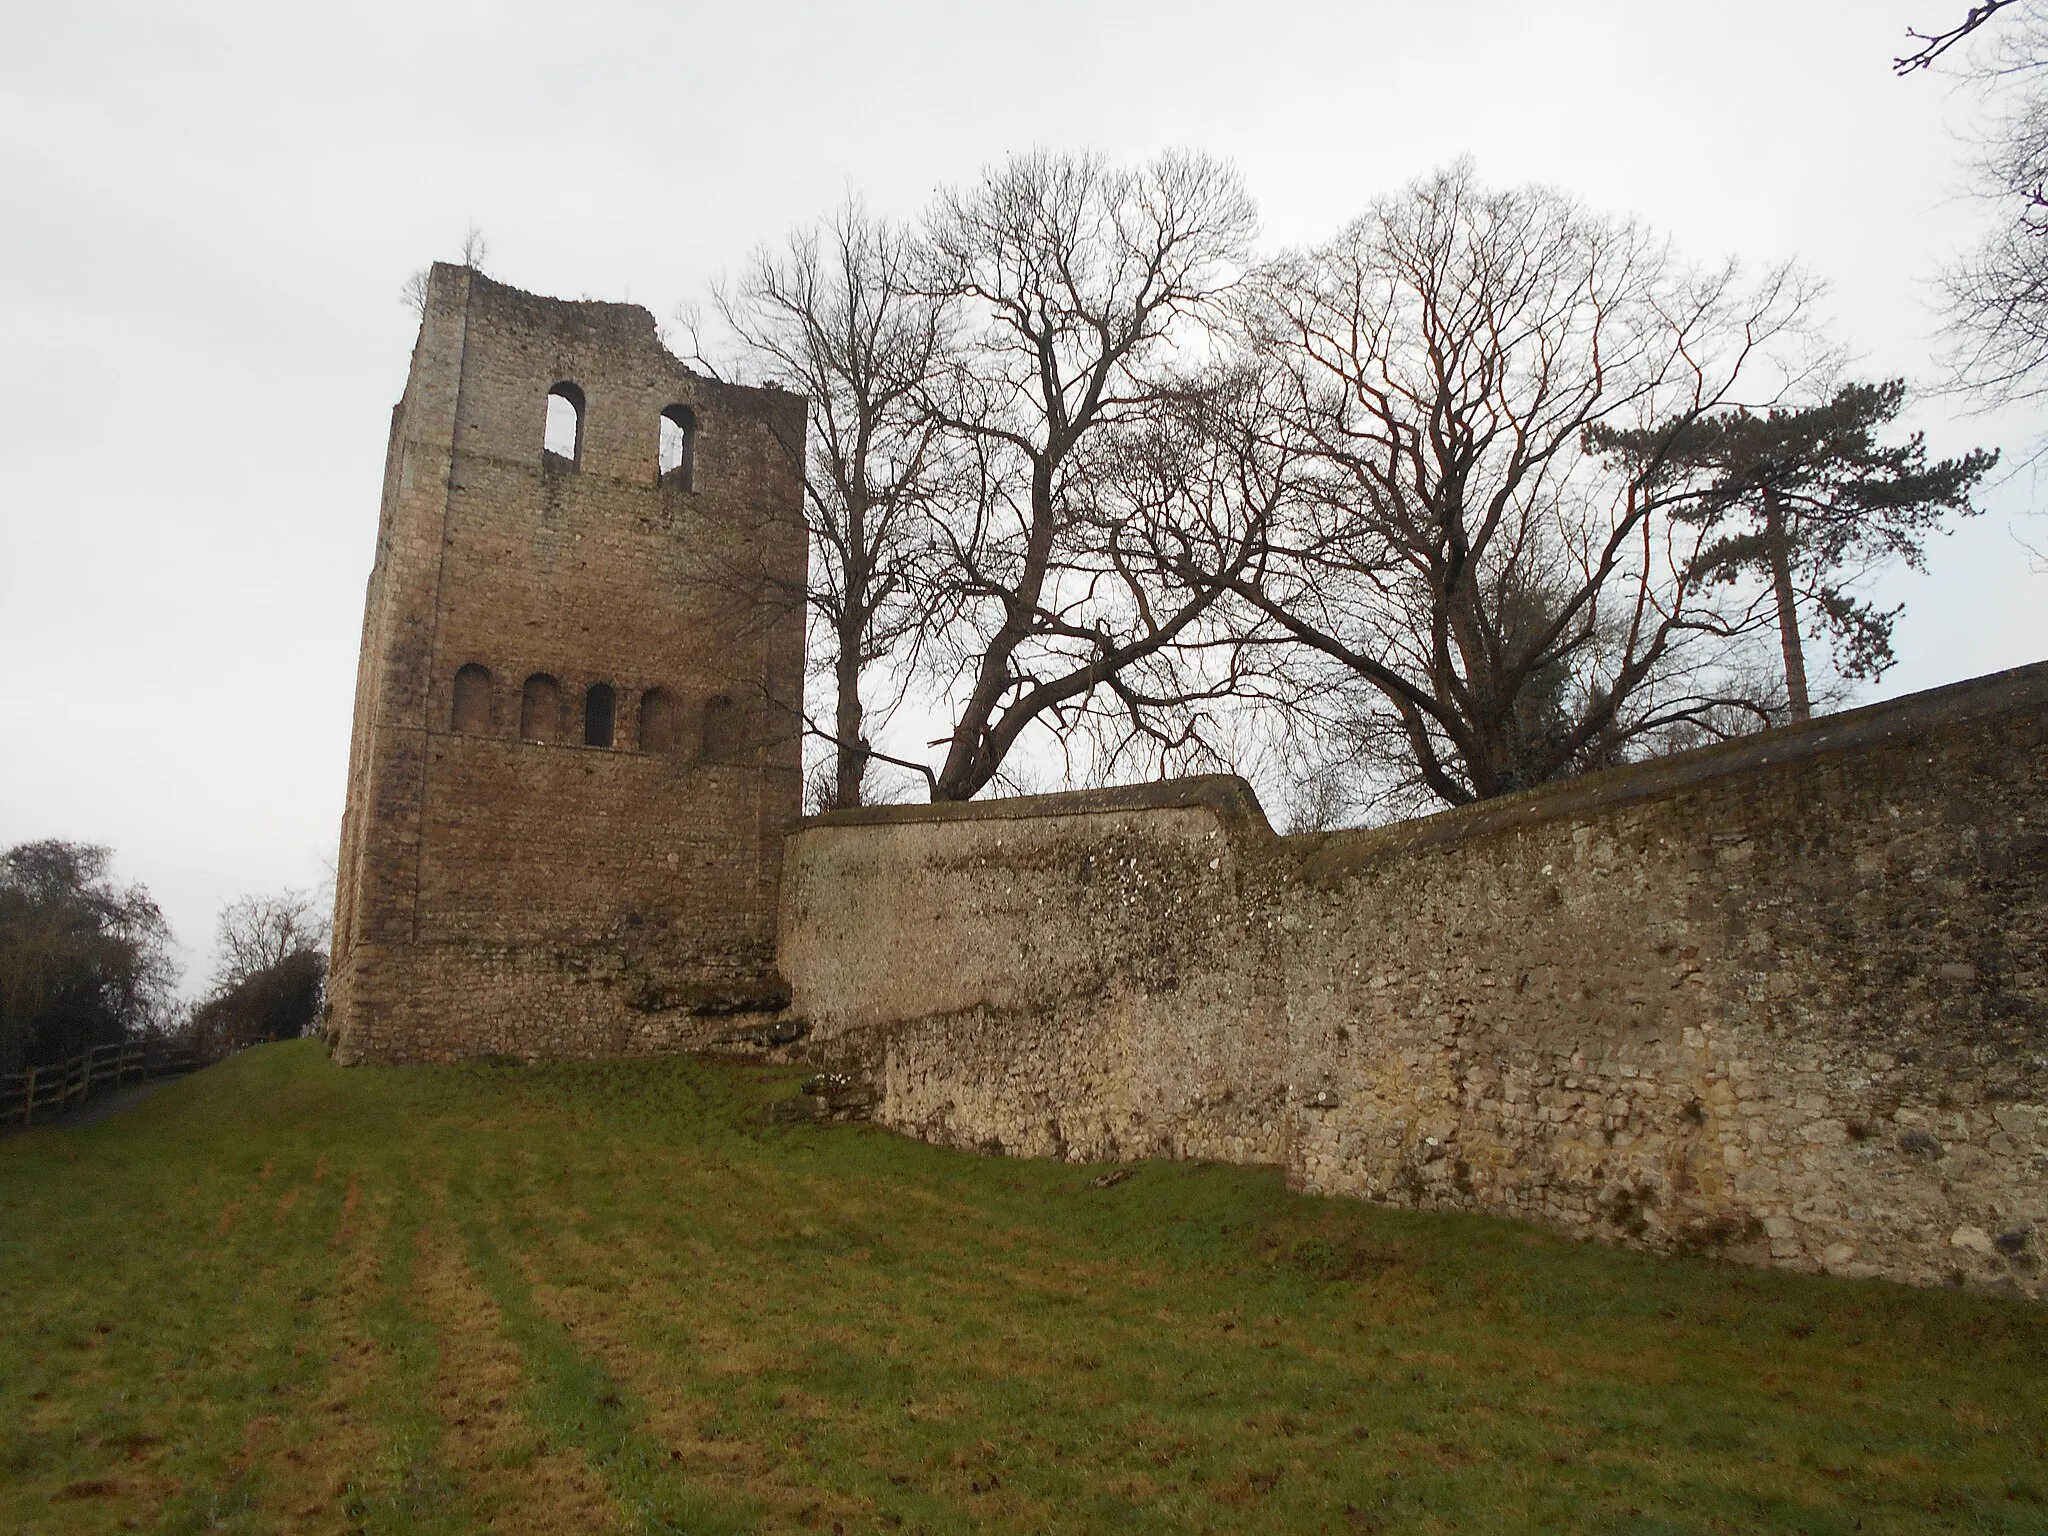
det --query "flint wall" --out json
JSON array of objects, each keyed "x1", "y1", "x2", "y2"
[{"x1": 781, "y1": 664, "x2": 2048, "y2": 1297}]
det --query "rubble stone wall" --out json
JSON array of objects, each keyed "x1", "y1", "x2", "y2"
[
  {"x1": 782, "y1": 780, "x2": 1291, "y2": 1163},
  {"x1": 781, "y1": 665, "x2": 2048, "y2": 1298}
]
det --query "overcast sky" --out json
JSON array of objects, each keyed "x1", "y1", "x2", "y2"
[{"x1": 2, "y1": 0, "x2": 2044, "y2": 992}]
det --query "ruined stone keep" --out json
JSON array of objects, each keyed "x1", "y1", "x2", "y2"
[{"x1": 328, "y1": 267, "x2": 807, "y2": 1064}]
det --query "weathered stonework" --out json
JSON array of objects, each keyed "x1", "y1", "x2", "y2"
[
  {"x1": 780, "y1": 665, "x2": 2048, "y2": 1298},
  {"x1": 326, "y1": 268, "x2": 2044, "y2": 1297},
  {"x1": 328, "y1": 267, "x2": 807, "y2": 1064},
  {"x1": 780, "y1": 779, "x2": 1293, "y2": 1163}
]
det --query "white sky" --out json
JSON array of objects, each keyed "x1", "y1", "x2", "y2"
[{"x1": 2, "y1": 0, "x2": 2045, "y2": 992}]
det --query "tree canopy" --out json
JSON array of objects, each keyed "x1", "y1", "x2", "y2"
[
  {"x1": 1588, "y1": 381, "x2": 1994, "y2": 720},
  {"x1": 0, "y1": 840, "x2": 179, "y2": 1074},
  {"x1": 188, "y1": 890, "x2": 330, "y2": 1054},
  {"x1": 1223, "y1": 164, "x2": 1815, "y2": 809},
  {"x1": 1898, "y1": 2, "x2": 2048, "y2": 417},
  {"x1": 724, "y1": 157, "x2": 1993, "y2": 819}
]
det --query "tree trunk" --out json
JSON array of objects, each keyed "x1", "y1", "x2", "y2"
[
  {"x1": 1764, "y1": 489, "x2": 1811, "y2": 723},
  {"x1": 932, "y1": 453, "x2": 1061, "y2": 802},
  {"x1": 833, "y1": 489, "x2": 871, "y2": 809},
  {"x1": 832, "y1": 625, "x2": 867, "y2": 809}
]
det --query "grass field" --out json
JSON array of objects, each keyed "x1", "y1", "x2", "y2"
[{"x1": 1, "y1": 1041, "x2": 2043, "y2": 1534}]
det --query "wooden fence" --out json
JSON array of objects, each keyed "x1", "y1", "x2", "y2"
[{"x1": 1, "y1": 1038, "x2": 212, "y2": 1130}]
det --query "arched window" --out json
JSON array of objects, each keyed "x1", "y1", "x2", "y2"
[
  {"x1": 520, "y1": 673, "x2": 560, "y2": 742},
  {"x1": 451, "y1": 663, "x2": 493, "y2": 734},
  {"x1": 638, "y1": 687, "x2": 680, "y2": 753},
  {"x1": 701, "y1": 694, "x2": 738, "y2": 759},
  {"x1": 543, "y1": 382, "x2": 585, "y2": 469},
  {"x1": 584, "y1": 683, "x2": 616, "y2": 748},
  {"x1": 659, "y1": 405, "x2": 696, "y2": 490}
]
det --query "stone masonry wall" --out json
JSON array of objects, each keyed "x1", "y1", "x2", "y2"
[
  {"x1": 330, "y1": 267, "x2": 807, "y2": 1064},
  {"x1": 782, "y1": 780, "x2": 1290, "y2": 1163},
  {"x1": 780, "y1": 664, "x2": 2048, "y2": 1298}
]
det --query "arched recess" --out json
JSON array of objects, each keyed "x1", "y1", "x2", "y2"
[
  {"x1": 659, "y1": 405, "x2": 696, "y2": 490},
  {"x1": 584, "y1": 683, "x2": 616, "y2": 748},
  {"x1": 543, "y1": 382, "x2": 585, "y2": 469},
  {"x1": 701, "y1": 694, "x2": 739, "y2": 760},
  {"x1": 451, "y1": 663, "x2": 493, "y2": 734},
  {"x1": 519, "y1": 673, "x2": 561, "y2": 742},
  {"x1": 638, "y1": 687, "x2": 680, "y2": 753}
]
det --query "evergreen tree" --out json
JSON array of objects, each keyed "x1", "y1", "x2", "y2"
[{"x1": 1589, "y1": 381, "x2": 1996, "y2": 720}]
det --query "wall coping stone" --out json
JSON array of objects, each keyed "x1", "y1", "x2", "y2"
[{"x1": 804, "y1": 772, "x2": 1280, "y2": 844}]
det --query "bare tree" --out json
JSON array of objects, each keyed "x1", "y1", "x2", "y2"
[
  {"x1": 212, "y1": 890, "x2": 329, "y2": 996},
  {"x1": 1895, "y1": 2, "x2": 2048, "y2": 412},
  {"x1": 1230, "y1": 164, "x2": 1817, "y2": 808},
  {"x1": 718, "y1": 199, "x2": 951, "y2": 809},
  {"x1": 402, "y1": 226, "x2": 490, "y2": 316},
  {"x1": 914, "y1": 150, "x2": 1267, "y2": 801},
  {"x1": 182, "y1": 889, "x2": 331, "y2": 1052},
  {"x1": 1895, "y1": 1, "x2": 2021, "y2": 74},
  {"x1": 1060, "y1": 360, "x2": 1308, "y2": 787}
]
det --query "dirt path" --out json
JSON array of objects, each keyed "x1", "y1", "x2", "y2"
[{"x1": 33, "y1": 1073, "x2": 194, "y2": 1131}]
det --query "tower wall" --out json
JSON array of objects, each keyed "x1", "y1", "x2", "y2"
[{"x1": 329, "y1": 266, "x2": 807, "y2": 1063}]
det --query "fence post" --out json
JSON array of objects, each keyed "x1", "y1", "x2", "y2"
[{"x1": 23, "y1": 1065, "x2": 35, "y2": 1128}]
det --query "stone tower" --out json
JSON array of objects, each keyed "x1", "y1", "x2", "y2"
[{"x1": 328, "y1": 265, "x2": 808, "y2": 1064}]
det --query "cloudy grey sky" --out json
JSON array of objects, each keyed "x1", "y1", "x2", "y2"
[{"x1": 2, "y1": 0, "x2": 2044, "y2": 991}]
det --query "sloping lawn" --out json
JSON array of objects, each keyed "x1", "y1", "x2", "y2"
[{"x1": 0, "y1": 1039, "x2": 2042, "y2": 1534}]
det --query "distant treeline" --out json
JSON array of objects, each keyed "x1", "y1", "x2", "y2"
[{"x1": 0, "y1": 840, "x2": 327, "y2": 1074}]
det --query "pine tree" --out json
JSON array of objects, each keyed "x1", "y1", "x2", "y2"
[{"x1": 1589, "y1": 381, "x2": 1996, "y2": 720}]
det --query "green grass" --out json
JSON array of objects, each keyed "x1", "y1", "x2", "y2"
[{"x1": 1, "y1": 1042, "x2": 2044, "y2": 1534}]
